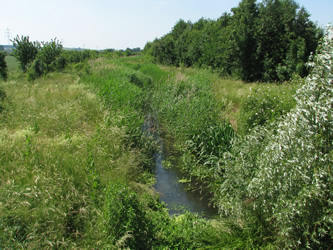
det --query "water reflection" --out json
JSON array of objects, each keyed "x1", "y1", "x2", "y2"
[{"x1": 153, "y1": 130, "x2": 217, "y2": 217}]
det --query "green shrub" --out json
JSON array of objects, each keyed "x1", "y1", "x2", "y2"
[
  {"x1": 72, "y1": 62, "x2": 91, "y2": 76},
  {"x1": 12, "y1": 35, "x2": 40, "y2": 72},
  {"x1": 62, "y1": 50, "x2": 98, "y2": 65},
  {"x1": 26, "y1": 38, "x2": 63, "y2": 80},
  {"x1": 26, "y1": 57, "x2": 43, "y2": 80},
  {"x1": 217, "y1": 26, "x2": 333, "y2": 248}
]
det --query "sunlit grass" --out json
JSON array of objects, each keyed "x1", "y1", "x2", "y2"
[
  {"x1": 0, "y1": 54, "x2": 305, "y2": 248},
  {"x1": 5, "y1": 56, "x2": 20, "y2": 72},
  {"x1": 212, "y1": 77, "x2": 256, "y2": 130},
  {"x1": 0, "y1": 72, "x2": 147, "y2": 247}
]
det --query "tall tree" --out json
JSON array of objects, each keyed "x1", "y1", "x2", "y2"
[
  {"x1": 230, "y1": 0, "x2": 259, "y2": 81},
  {"x1": 12, "y1": 35, "x2": 40, "y2": 72},
  {"x1": 256, "y1": 0, "x2": 300, "y2": 81},
  {"x1": 144, "y1": 0, "x2": 323, "y2": 82}
]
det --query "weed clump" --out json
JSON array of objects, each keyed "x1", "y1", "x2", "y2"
[
  {"x1": 102, "y1": 183, "x2": 153, "y2": 249},
  {"x1": 238, "y1": 82, "x2": 298, "y2": 133}
]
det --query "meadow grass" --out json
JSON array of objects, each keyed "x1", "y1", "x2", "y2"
[
  {"x1": 0, "y1": 55, "x2": 303, "y2": 248},
  {"x1": 212, "y1": 77, "x2": 256, "y2": 129},
  {"x1": 5, "y1": 56, "x2": 20, "y2": 72},
  {"x1": 0, "y1": 72, "x2": 148, "y2": 247}
]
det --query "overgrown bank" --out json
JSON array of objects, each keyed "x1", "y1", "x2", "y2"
[
  {"x1": 0, "y1": 27, "x2": 332, "y2": 248},
  {"x1": 117, "y1": 27, "x2": 332, "y2": 248},
  {"x1": 0, "y1": 57, "x2": 232, "y2": 249}
]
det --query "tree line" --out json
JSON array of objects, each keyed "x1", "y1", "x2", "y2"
[
  {"x1": 0, "y1": 35, "x2": 144, "y2": 82},
  {"x1": 144, "y1": 0, "x2": 324, "y2": 82}
]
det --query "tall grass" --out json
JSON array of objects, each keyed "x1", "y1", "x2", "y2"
[{"x1": 0, "y1": 72, "x2": 150, "y2": 247}]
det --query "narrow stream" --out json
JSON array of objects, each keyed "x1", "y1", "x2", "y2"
[{"x1": 144, "y1": 114, "x2": 217, "y2": 218}]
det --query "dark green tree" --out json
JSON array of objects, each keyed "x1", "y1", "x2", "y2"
[
  {"x1": 12, "y1": 35, "x2": 40, "y2": 72},
  {"x1": 277, "y1": 6, "x2": 323, "y2": 80},
  {"x1": 145, "y1": 0, "x2": 322, "y2": 82},
  {"x1": 151, "y1": 35, "x2": 176, "y2": 65},
  {"x1": 170, "y1": 19, "x2": 190, "y2": 40},
  {"x1": 256, "y1": 0, "x2": 300, "y2": 81},
  {"x1": 172, "y1": 20, "x2": 192, "y2": 66},
  {"x1": 230, "y1": 0, "x2": 259, "y2": 81},
  {"x1": 0, "y1": 51, "x2": 8, "y2": 81}
]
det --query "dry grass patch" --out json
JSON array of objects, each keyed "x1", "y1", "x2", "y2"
[{"x1": 212, "y1": 78, "x2": 257, "y2": 130}]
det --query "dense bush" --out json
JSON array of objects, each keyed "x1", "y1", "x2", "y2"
[
  {"x1": 12, "y1": 35, "x2": 99, "y2": 80},
  {"x1": 12, "y1": 35, "x2": 40, "y2": 72},
  {"x1": 62, "y1": 49, "x2": 98, "y2": 65},
  {"x1": 26, "y1": 39, "x2": 63, "y2": 80},
  {"x1": 216, "y1": 26, "x2": 333, "y2": 248}
]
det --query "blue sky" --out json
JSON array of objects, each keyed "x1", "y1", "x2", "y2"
[{"x1": 1, "y1": 0, "x2": 332, "y2": 50}]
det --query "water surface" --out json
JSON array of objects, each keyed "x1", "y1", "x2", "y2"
[{"x1": 152, "y1": 127, "x2": 217, "y2": 217}]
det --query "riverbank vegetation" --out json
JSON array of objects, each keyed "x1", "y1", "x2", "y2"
[
  {"x1": 1, "y1": 0, "x2": 332, "y2": 248},
  {"x1": 0, "y1": 55, "x2": 222, "y2": 249}
]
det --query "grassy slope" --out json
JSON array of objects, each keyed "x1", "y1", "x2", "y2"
[
  {"x1": 0, "y1": 72, "x2": 145, "y2": 247},
  {"x1": 0, "y1": 59, "x2": 226, "y2": 248}
]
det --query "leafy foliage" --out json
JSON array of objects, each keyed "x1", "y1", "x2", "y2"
[
  {"x1": 145, "y1": 0, "x2": 323, "y2": 82},
  {"x1": 26, "y1": 38, "x2": 63, "y2": 80},
  {"x1": 12, "y1": 35, "x2": 40, "y2": 72},
  {"x1": 216, "y1": 26, "x2": 333, "y2": 248}
]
